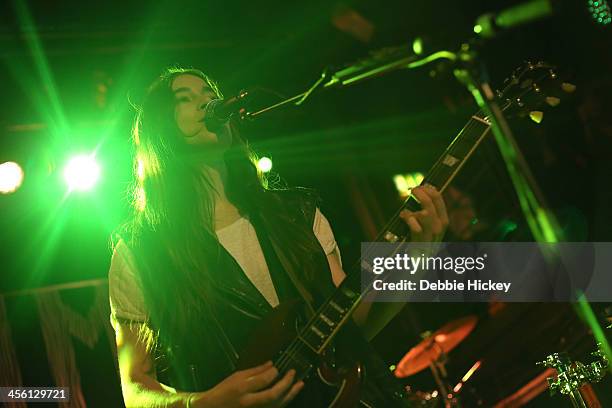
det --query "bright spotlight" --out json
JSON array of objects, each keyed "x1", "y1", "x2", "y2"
[
  {"x1": 63, "y1": 154, "x2": 101, "y2": 191},
  {"x1": 0, "y1": 161, "x2": 25, "y2": 194},
  {"x1": 257, "y1": 157, "x2": 273, "y2": 173}
]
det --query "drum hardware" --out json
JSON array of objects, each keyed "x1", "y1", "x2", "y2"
[
  {"x1": 403, "y1": 386, "x2": 441, "y2": 407},
  {"x1": 395, "y1": 316, "x2": 478, "y2": 408},
  {"x1": 537, "y1": 343, "x2": 609, "y2": 408}
]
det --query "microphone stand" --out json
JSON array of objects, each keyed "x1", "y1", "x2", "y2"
[
  {"x1": 450, "y1": 44, "x2": 565, "y2": 244},
  {"x1": 246, "y1": 45, "x2": 454, "y2": 119}
]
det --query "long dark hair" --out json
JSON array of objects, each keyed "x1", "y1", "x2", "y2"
[
  {"x1": 118, "y1": 67, "x2": 327, "y2": 360},
  {"x1": 119, "y1": 67, "x2": 274, "y2": 349}
]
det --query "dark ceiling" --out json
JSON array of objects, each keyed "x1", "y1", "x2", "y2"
[{"x1": 2, "y1": 0, "x2": 608, "y2": 178}]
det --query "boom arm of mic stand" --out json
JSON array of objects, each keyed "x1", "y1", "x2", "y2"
[
  {"x1": 245, "y1": 68, "x2": 337, "y2": 119},
  {"x1": 246, "y1": 48, "x2": 455, "y2": 120}
]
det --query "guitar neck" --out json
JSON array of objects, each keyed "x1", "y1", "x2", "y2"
[
  {"x1": 296, "y1": 113, "x2": 492, "y2": 355},
  {"x1": 422, "y1": 114, "x2": 490, "y2": 194},
  {"x1": 377, "y1": 113, "x2": 491, "y2": 244}
]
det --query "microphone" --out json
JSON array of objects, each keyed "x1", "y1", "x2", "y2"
[
  {"x1": 203, "y1": 90, "x2": 249, "y2": 132},
  {"x1": 474, "y1": 0, "x2": 554, "y2": 38}
]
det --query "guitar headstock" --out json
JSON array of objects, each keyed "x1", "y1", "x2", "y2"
[{"x1": 496, "y1": 61, "x2": 575, "y2": 124}]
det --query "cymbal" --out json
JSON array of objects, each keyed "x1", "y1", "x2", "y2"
[{"x1": 395, "y1": 315, "x2": 478, "y2": 378}]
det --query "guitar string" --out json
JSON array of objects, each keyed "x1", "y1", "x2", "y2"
[
  {"x1": 274, "y1": 114, "x2": 492, "y2": 374},
  {"x1": 273, "y1": 69, "x2": 553, "y2": 373},
  {"x1": 272, "y1": 119, "x2": 488, "y2": 374},
  {"x1": 352, "y1": 81, "x2": 544, "y2": 299},
  {"x1": 274, "y1": 117, "x2": 495, "y2": 373},
  {"x1": 273, "y1": 117, "x2": 489, "y2": 374},
  {"x1": 274, "y1": 108, "x2": 507, "y2": 373}
]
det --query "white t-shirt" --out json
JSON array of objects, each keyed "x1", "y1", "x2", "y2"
[{"x1": 108, "y1": 208, "x2": 340, "y2": 323}]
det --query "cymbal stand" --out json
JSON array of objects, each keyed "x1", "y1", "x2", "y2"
[{"x1": 427, "y1": 341, "x2": 461, "y2": 408}]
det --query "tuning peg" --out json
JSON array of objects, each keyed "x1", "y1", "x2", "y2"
[
  {"x1": 561, "y1": 82, "x2": 576, "y2": 93},
  {"x1": 545, "y1": 96, "x2": 561, "y2": 107},
  {"x1": 529, "y1": 111, "x2": 544, "y2": 124}
]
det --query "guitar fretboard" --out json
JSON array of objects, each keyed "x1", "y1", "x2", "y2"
[{"x1": 296, "y1": 113, "x2": 492, "y2": 355}]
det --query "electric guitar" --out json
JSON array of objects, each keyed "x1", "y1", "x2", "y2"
[{"x1": 237, "y1": 61, "x2": 572, "y2": 407}]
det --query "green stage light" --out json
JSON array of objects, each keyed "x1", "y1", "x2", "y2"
[
  {"x1": 0, "y1": 161, "x2": 25, "y2": 194},
  {"x1": 63, "y1": 154, "x2": 101, "y2": 192},
  {"x1": 257, "y1": 157, "x2": 273, "y2": 173},
  {"x1": 412, "y1": 37, "x2": 424, "y2": 55}
]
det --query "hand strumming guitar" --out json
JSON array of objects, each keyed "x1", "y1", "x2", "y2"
[{"x1": 190, "y1": 361, "x2": 303, "y2": 408}]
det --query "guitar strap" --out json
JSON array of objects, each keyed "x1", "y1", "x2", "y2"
[
  {"x1": 249, "y1": 212, "x2": 303, "y2": 304},
  {"x1": 250, "y1": 188, "x2": 336, "y2": 314}
]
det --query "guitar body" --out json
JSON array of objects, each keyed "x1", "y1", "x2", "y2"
[{"x1": 236, "y1": 299, "x2": 365, "y2": 408}]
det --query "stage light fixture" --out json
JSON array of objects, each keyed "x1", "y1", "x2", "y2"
[
  {"x1": 0, "y1": 161, "x2": 25, "y2": 194},
  {"x1": 63, "y1": 154, "x2": 101, "y2": 192},
  {"x1": 257, "y1": 157, "x2": 273, "y2": 173},
  {"x1": 412, "y1": 37, "x2": 424, "y2": 55}
]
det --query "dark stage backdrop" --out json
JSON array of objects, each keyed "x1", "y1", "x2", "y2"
[{"x1": 1, "y1": 281, "x2": 124, "y2": 407}]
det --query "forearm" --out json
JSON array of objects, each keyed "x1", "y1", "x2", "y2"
[{"x1": 122, "y1": 375, "x2": 197, "y2": 408}]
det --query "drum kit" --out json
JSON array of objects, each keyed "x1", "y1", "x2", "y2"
[{"x1": 393, "y1": 315, "x2": 611, "y2": 407}]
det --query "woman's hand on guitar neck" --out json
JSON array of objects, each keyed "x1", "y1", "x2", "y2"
[
  {"x1": 353, "y1": 185, "x2": 449, "y2": 340},
  {"x1": 191, "y1": 361, "x2": 304, "y2": 408},
  {"x1": 400, "y1": 184, "x2": 449, "y2": 242}
]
